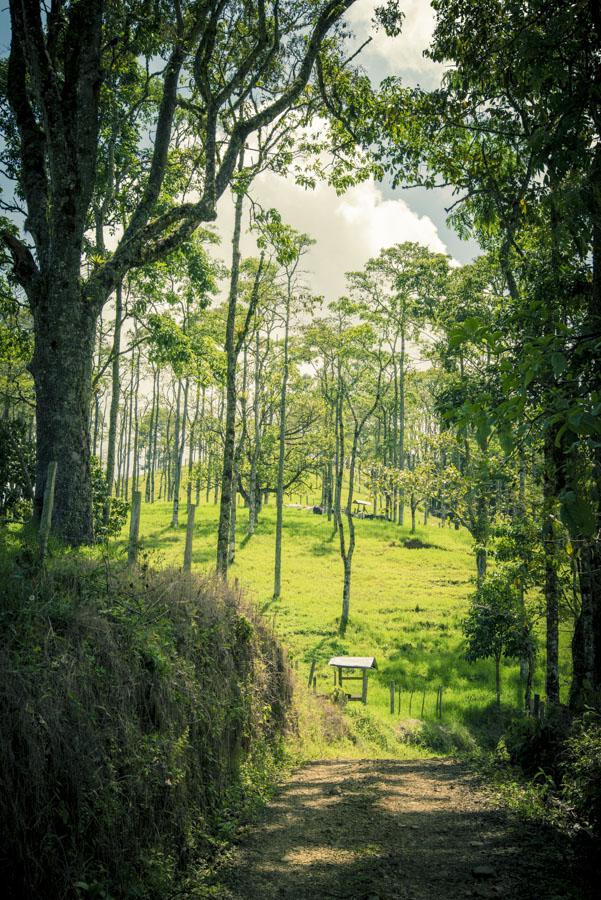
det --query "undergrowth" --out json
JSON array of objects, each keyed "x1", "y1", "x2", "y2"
[{"x1": 0, "y1": 544, "x2": 292, "y2": 899}]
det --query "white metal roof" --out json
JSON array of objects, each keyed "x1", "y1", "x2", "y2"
[{"x1": 328, "y1": 656, "x2": 377, "y2": 669}]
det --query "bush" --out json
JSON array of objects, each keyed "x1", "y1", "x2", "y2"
[
  {"x1": 0, "y1": 418, "x2": 34, "y2": 520},
  {"x1": 0, "y1": 553, "x2": 291, "y2": 899},
  {"x1": 90, "y1": 456, "x2": 129, "y2": 540},
  {"x1": 561, "y1": 712, "x2": 601, "y2": 838},
  {"x1": 397, "y1": 718, "x2": 476, "y2": 755},
  {"x1": 503, "y1": 707, "x2": 571, "y2": 780}
]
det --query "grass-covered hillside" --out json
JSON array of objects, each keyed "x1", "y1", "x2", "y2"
[{"x1": 115, "y1": 496, "x2": 572, "y2": 755}]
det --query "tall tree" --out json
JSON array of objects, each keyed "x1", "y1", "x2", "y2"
[{"x1": 1, "y1": 0, "x2": 366, "y2": 543}]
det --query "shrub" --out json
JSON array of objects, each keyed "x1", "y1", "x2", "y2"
[
  {"x1": 0, "y1": 554, "x2": 291, "y2": 899},
  {"x1": 561, "y1": 712, "x2": 601, "y2": 838},
  {"x1": 503, "y1": 707, "x2": 571, "y2": 780},
  {"x1": 90, "y1": 456, "x2": 129, "y2": 540},
  {"x1": 0, "y1": 418, "x2": 34, "y2": 520},
  {"x1": 397, "y1": 718, "x2": 476, "y2": 755}
]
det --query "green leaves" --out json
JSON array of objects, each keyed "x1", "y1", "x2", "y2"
[{"x1": 463, "y1": 572, "x2": 533, "y2": 663}]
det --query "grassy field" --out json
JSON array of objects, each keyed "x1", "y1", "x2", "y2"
[{"x1": 112, "y1": 491, "x2": 570, "y2": 756}]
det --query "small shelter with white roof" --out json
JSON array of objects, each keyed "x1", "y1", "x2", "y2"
[{"x1": 328, "y1": 656, "x2": 377, "y2": 704}]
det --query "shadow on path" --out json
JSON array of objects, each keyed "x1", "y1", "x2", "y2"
[{"x1": 215, "y1": 758, "x2": 575, "y2": 900}]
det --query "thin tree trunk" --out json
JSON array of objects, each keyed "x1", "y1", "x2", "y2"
[
  {"x1": 543, "y1": 428, "x2": 560, "y2": 705},
  {"x1": 248, "y1": 329, "x2": 262, "y2": 535},
  {"x1": 171, "y1": 378, "x2": 188, "y2": 527},
  {"x1": 274, "y1": 287, "x2": 292, "y2": 599},
  {"x1": 217, "y1": 161, "x2": 245, "y2": 576},
  {"x1": 104, "y1": 280, "x2": 123, "y2": 523},
  {"x1": 339, "y1": 427, "x2": 359, "y2": 635},
  {"x1": 124, "y1": 352, "x2": 134, "y2": 500},
  {"x1": 187, "y1": 381, "x2": 200, "y2": 510},
  {"x1": 495, "y1": 654, "x2": 501, "y2": 706},
  {"x1": 132, "y1": 350, "x2": 140, "y2": 494},
  {"x1": 398, "y1": 325, "x2": 406, "y2": 525}
]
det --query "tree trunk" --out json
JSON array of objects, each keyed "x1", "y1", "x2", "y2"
[
  {"x1": 273, "y1": 287, "x2": 291, "y2": 600},
  {"x1": 571, "y1": 542, "x2": 600, "y2": 710},
  {"x1": 145, "y1": 368, "x2": 156, "y2": 502},
  {"x1": 543, "y1": 428, "x2": 560, "y2": 705},
  {"x1": 339, "y1": 427, "x2": 359, "y2": 635},
  {"x1": 151, "y1": 370, "x2": 160, "y2": 502},
  {"x1": 248, "y1": 329, "x2": 262, "y2": 536},
  {"x1": 132, "y1": 350, "x2": 140, "y2": 494},
  {"x1": 187, "y1": 381, "x2": 200, "y2": 510},
  {"x1": 123, "y1": 351, "x2": 135, "y2": 500},
  {"x1": 475, "y1": 546, "x2": 487, "y2": 584},
  {"x1": 398, "y1": 326, "x2": 406, "y2": 525},
  {"x1": 171, "y1": 378, "x2": 188, "y2": 528},
  {"x1": 103, "y1": 281, "x2": 123, "y2": 523},
  {"x1": 30, "y1": 276, "x2": 97, "y2": 544},
  {"x1": 495, "y1": 654, "x2": 501, "y2": 707},
  {"x1": 229, "y1": 464, "x2": 238, "y2": 566},
  {"x1": 217, "y1": 164, "x2": 244, "y2": 576}
]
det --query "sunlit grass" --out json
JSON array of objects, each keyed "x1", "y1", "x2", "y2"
[{"x1": 113, "y1": 485, "x2": 572, "y2": 756}]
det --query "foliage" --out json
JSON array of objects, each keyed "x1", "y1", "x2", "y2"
[
  {"x1": 90, "y1": 456, "x2": 129, "y2": 541},
  {"x1": 464, "y1": 572, "x2": 534, "y2": 702},
  {"x1": 0, "y1": 418, "x2": 34, "y2": 520},
  {"x1": 0, "y1": 552, "x2": 291, "y2": 899},
  {"x1": 561, "y1": 712, "x2": 601, "y2": 840},
  {"x1": 503, "y1": 708, "x2": 571, "y2": 780}
]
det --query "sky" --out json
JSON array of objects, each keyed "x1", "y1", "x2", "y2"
[
  {"x1": 0, "y1": 0, "x2": 481, "y2": 299},
  {"x1": 214, "y1": 0, "x2": 480, "y2": 300}
]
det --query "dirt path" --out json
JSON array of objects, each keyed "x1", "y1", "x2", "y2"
[{"x1": 216, "y1": 758, "x2": 575, "y2": 900}]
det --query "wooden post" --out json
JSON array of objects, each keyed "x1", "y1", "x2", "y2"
[
  {"x1": 183, "y1": 503, "x2": 196, "y2": 572},
  {"x1": 390, "y1": 682, "x2": 395, "y2": 714},
  {"x1": 439, "y1": 687, "x2": 443, "y2": 719},
  {"x1": 533, "y1": 693, "x2": 540, "y2": 719},
  {"x1": 312, "y1": 676, "x2": 317, "y2": 694},
  {"x1": 39, "y1": 461, "x2": 57, "y2": 559},
  {"x1": 409, "y1": 690, "x2": 414, "y2": 715},
  {"x1": 421, "y1": 690, "x2": 426, "y2": 718},
  {"x1": 127, "y1": 490, "x2": 142, "y2": 566},
  {"x1": 362, "y1": 670, "x2": 368, "y2": 704},
  {"x1": 307, "y1": 659, "x2": 316, "y2": 689},
  {"x1": 397, "y1": 687, "x2": 401, "y2": 715}
]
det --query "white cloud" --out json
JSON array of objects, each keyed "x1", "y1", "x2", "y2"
[
  {"x1": 214, "y1": 173, "x2": 449, "y2": 301},
  {"x1": 345, "y1": 0, "x2": 444, "y2": 84}
]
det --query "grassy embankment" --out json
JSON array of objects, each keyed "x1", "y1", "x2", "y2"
[{"x1": 112, "y1": 491, "x2": 573, "y2": 758}]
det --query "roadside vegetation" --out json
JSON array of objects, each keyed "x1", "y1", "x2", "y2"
[{"x1": 1, "y1": 1, "x2": 600, "y2": 898}]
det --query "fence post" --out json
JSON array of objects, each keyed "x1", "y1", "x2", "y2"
[
  {"x1": 390, "y1": 682, "x2": 395, "y2": 714},
  {"x1": 183, "y1": 503, "x2": 196, "y2": 572},
  {"x1": 312, "y1": 676, "x2": 317, "y2": 694},
  {"x1": 409, "y1": 689, "x2": 414, "y2": 715},
  {"x1": 421, "y1": 690, "x2": 426, "y2": 718},
  {"x1": 397, "y1": 687, "x2": 401, "y2": 715},
  {"x1": 307, "y1": 659, "x2": 316, "y2": 689},
  {"x1": 39, "y1": 460, "x2": 57, "y2": 559},
  {"x1": 127, "y1": 490, "x2": 142, "y2": 566}
]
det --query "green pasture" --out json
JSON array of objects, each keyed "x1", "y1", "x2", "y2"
[{"x1": 113, "y1": 490, "x2": 572, "y2": 755}]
